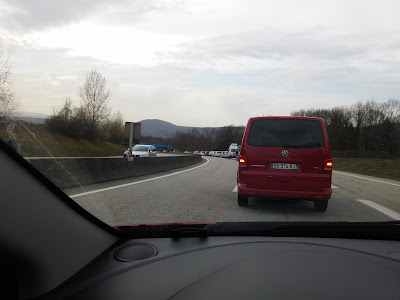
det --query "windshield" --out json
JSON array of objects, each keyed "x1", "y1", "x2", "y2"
[
  {"x1": 247, "y1": 119, "x2": 325, "y2": 148},
  {"x1": 0, "y1": 1, "x2": 399, "y2": 231},
  {"x1": 132, "y1": 146, "x2": 149, "y2": 152}
]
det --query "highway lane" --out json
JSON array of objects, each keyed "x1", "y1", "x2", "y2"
[{"x1": 66, "y1": 156, "x2": 400, "y2": 226}]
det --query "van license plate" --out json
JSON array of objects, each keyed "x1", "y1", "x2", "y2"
[{"x1": 271, "y1": 163, "x2": 299, "y2": 170}]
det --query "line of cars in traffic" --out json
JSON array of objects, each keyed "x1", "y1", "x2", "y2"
[
  {"x1": 123, "y1": 144, "x2": 241, "y2": 159},
  {"x1": 123, "y1": 144, "x2": 158, "y2": 157},
  {"x1": 208, "y1": 151, "x2": 234, "y2": 158},
  {"x1": 123, "y1": 145, "x2": 181, "y2": 157},
  {"x1": 124, "y1": 117, "x2": 332, "y2": 212},
  {"x1": 186, "y1": 151, "x2": 210, "y2": 156},
  {"x1": 189, "y1": 144, "x2": 240, "y2": 159}
]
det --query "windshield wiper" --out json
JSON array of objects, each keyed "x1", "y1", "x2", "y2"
[
  {"x1": 116, "y1": 223, "x2": 211, "y2": 238},
  {"x1": 171, "y1": 228, "x2": 209, "y2": 238},
  {"x1": 116, "y1": 221, "x2": 400, "y2": 240},
  {"x1": 204, "y1": 221, "x2": 400, "y2": 240}
]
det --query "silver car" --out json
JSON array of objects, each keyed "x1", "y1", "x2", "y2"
[{"x1": 124, "y1": 144, "x2": 158, "y2": 157}]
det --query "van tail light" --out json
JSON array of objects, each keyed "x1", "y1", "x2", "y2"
[
  {"x1": 324, "y1": 159, "x2": 333, "y2": 171},
  {"x1": 239, "y1": 156, "x2": 247, "y2": 169}
]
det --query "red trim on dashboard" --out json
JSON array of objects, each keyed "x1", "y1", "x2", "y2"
[{"x1": 117, "y1": 222, "x2": 215, "y2": 227}]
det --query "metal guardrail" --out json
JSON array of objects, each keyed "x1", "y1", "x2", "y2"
[{"x1": 26, "y1": 155, "x2": 202, "y2": 189}]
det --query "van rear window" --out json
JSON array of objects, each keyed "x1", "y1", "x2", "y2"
[{"x1": 247, "y1": 119, "x2": 325, "y2": 148}]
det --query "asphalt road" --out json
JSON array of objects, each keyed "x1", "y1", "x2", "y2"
[{"x1": 66, "y1": 156, "x2": 400, "y2": 226}]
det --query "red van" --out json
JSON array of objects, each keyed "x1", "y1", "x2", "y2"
[{"x1": 237, "y1": 117, "x2": 332, "y2": 211}]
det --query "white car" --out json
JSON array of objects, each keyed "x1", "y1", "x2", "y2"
[
  {"x1": 228, "y1": 143, "x2": 238, "y2": 158},
  {"x1": 124, "y1": 144, "x2": 157, "y2": 157}
]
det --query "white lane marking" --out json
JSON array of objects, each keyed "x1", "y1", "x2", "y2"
[
  {"x1": 332, "y1": 185, "x2": 338, "y2": 189},
  {"x1": 26, "y1": 156, "x2": 122, "y2": 159},
  {"x1": 357, "y1": 199, "x2": 400, "y2": 220},
  {"x1": 333, "y1": 171, "x2": 400, "y2": 187},
  {"x1": 70, "y1": 158, "x2": 209, "y2": 198},
  {"x1": 26, "y1": 154, "x2": 182, "y2": 159}
]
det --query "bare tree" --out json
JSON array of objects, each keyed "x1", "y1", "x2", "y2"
[
  {"x1": 0, "y1": 48, "x2": 19, "y2": 118},
  {"x1": 79, "y1": 70, "x2": 111, "y2": 130},
  {"x1": 214, "y1": 125, "x2": 244, "y2": 150},
  {"x1": 382, "y1": 98, "x2": 400, "y2": 122},
  {"x1": 103, "y1": 111, "x2": 124, "y2": 143}
]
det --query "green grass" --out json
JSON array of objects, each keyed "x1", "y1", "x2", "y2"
[
  {"x1": 0, "y1": 122, "x2": 125, "y2": 157},
  {"x1": 333, "y1": 157, "x2": 400, "y2": 182}
]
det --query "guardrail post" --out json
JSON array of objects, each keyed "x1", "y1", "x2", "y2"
[{"x1": 127, "y1": 122, "x2": 134, "y2": 162}]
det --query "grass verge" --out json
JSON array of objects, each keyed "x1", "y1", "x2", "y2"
[
  {"x1": 333, "y1": 157, "x2": 400, "y2": 182},
  {"x1": 0, "y1": 122, "x2": 125, "y2": 157}
]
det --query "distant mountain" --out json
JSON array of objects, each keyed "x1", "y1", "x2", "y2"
[
  {"x1": 139, "y1": 119, "x2": 219, "y2": 137},
  {"x1": 19, "y1": 112, "x2": 48, "y2": 118},
  {"x1": 13, "y1": 116, "x2": 217, "y2": 136},
  {"x1": 139, "y1": 119, "x2": 181, "y2": 137},
  {"x1": 15, "y1": 112, "x2": 48, "y2": 124},
  {"x1": 16, "y1": 117, "x2": 46, "y2": 124}
]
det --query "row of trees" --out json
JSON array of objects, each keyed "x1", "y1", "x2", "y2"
[
  {"x1": 143, "y1": 100, "x2": 400, "y2": 157},
  {"x1": 46, "y1": 70, "x2": 124, "y2": 142},
  {"x1": 142, "y1": 125, "x2": 245, "y2": 151},
  {"x1": 291, "y1": 99, "x2": 400, "y2": 158}
]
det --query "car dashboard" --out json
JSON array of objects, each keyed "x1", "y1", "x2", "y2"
[{"x1": 40, "y1": 236, "x2": 400, "y2": 299}]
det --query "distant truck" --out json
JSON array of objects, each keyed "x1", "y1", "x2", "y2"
[{"x1": 228, "y1": 143, "x2": 239, "y2": 158}]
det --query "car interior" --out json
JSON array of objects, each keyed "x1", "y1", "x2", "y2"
[{"x1": 1, "y1": 140, "x2": 399, "y2": 299}]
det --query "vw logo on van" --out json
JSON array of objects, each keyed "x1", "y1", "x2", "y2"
[{"x1": 281, "y1": 150, "x2": 289, "y2": 157}]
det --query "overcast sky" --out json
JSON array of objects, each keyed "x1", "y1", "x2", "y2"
[{"x1": 1, "y1": 0, "x2": 399, "y2": 126}]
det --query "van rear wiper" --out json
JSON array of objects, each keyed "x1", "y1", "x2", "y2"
[
  {"x1": 282, "y1": 143, "x2": 321, "y2": 148},
  {"x1": 282, "y1": 144, "x2": 303, "y2": 148}
]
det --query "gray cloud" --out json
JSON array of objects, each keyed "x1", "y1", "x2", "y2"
[
  {"x1": 157, "y1": 27, "x2": 377, "y2": 66},
  {"x1": 0, "y1": 0, "x2": 104, "y2": 32},
  {"x1": 0, "y1": 0, "x2": 180, "y2": 33}
]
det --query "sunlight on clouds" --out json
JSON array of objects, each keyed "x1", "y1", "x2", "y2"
[{"x1": 25, "y1": 22, "x2": 190, "y2": 65}]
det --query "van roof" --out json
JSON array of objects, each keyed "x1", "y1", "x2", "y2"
[{"x1": 248, "y1": 116, "x2": 324, "y2": 122}]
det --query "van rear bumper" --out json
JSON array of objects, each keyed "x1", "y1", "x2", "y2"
[{"x1": 237, "y1": 183, "x2": 332, "y2": 200}]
